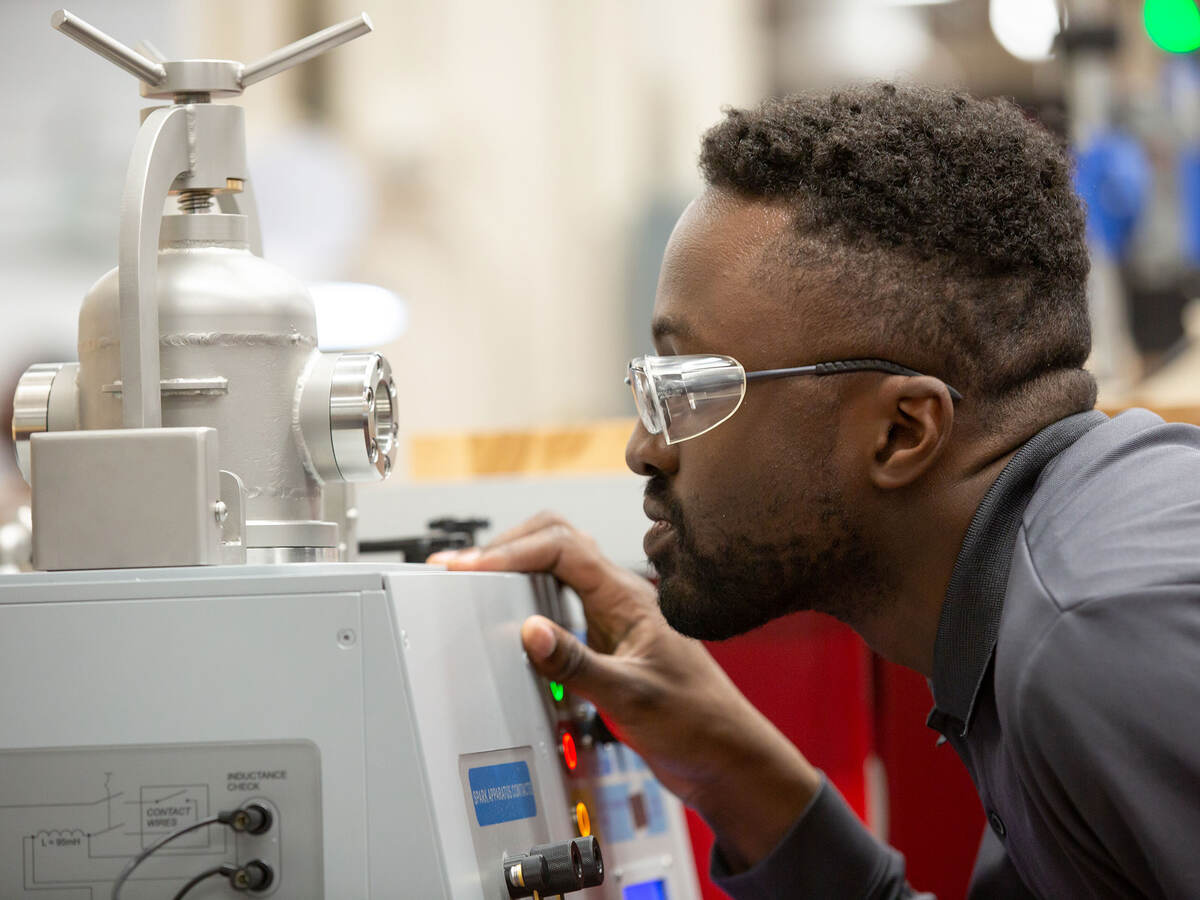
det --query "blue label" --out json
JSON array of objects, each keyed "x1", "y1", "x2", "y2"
[{"x1": 468, "y1": 761, "x2": 538, "y2": 826}]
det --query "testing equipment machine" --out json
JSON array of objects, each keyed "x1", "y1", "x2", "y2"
[{"x1": 0, "y1": 11, "x2": 701, "y2": 900}]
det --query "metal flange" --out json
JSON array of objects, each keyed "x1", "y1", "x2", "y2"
[{"x1": 297, "y1": 352, "x2": 398, "y2": 483}]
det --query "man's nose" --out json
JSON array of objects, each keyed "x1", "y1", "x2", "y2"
[{"x1": 625, "y1": 420, "x2": 679, "y2": 477}]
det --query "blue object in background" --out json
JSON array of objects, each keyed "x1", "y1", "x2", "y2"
[
  {"x1": 642, "y1": 778, "x2": 669, "y2": 836},
  {"x1": 614, "y1": 744, "x2": 632, "y2": 772},
  {"x1": 1179, "y1": 147, "x2": 1200, "y2": 264},
  {"x1": 597, "y1": 782, "x2": 636, "y2": 842},
  {"x1": 596, "y1": 744, "x2": 614, "y2": 776},
  {"x1": 630, "y1": 747, "x2": 649, "y2": 772},
  {"x1": 1074, "y1": 131, "x2": 1151, "y2": 259},
  {"x1": 622, "y1": 879, "x2": 669, "y2": 900}
]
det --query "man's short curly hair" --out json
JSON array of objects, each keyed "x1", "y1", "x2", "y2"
[{"x1": 699, "y1": 83, "x2": 1096, "y2": 414}]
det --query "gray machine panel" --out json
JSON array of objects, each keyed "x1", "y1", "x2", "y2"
[
  {"x1": 458, "y1": 747, "x2": 552, "y2": 894},
  {"x1": 0, "y1": 742, "x2": 320, "y2": 899},
  {"x1": 0, "y1": 564, "x2": 700, "y2": 899},
  {"x1": 384, "y1": 569, "x2": 700, "y2": 900}
]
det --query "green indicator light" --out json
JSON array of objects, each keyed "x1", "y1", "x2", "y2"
[
  {"x1": 1145, "y1": 0, "x2": 1200, "y2": 53},
  {"x1": 550, "y1": 681, "x2": 565, "y2": 702}
]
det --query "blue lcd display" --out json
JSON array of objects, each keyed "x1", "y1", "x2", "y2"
[{"x1": 622, "y1": 880, "x2": 668, "y2": 900}]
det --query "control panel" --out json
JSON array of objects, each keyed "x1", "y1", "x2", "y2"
[{"x1": 0, "y1": 564, "x2": 700, "y2": 898}]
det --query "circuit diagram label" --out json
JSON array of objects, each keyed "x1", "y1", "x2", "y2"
[{"x1": 0, "y1": 741, "x2": 322, "y2": 898}]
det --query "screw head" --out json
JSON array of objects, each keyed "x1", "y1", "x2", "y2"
[{"x1": 337, "y1": 628, "x2": 356, "y2": 648}]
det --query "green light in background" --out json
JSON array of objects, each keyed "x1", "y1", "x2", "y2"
[
  {"x1": 550, "y1": 681, "x2": 565, "y2": 702},
  {"x1": 1145, "y1": 0, "x2": 1200, "y2": 53}
]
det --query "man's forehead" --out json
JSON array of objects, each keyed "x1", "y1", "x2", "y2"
[{"x1": 652, "y1": 191, "x2": 795, "y2": 354}]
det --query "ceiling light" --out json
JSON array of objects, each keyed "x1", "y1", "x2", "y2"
[{"x1": 989, "y1": 0, "x2": 1063, "y2": 62}]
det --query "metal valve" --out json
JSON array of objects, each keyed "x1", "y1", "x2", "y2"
[
  {"x1": 49, "y1": 9, "x2": 376, "y2": 434},
  {"x1": 17, "y1": 8, "x2": 396, "y2": 570},
  {"x1": 51, "y1": 8, "x2": 372, "y2": 101}
]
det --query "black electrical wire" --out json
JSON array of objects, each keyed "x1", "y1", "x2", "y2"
[
  {"x1": 110, "y1": 812, "x2": 234, "y2": 900},
  {"x1": 171, "y1": 863, "x2": 236, "y2": 900}
]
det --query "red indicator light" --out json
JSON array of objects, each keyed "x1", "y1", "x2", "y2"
[{"x1": 560, "y1": 732, "x2": 578, "y2": 771}]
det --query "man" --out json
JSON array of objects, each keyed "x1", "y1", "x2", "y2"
[{"x1": 429, "y1": 84, "x2": 1200, "y2": 897}]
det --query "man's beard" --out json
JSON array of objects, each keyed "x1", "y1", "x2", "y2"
[{"x1": 646, "y1": 476, "x2": 890, "y2": 641}]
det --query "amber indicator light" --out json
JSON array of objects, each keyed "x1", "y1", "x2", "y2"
[{"x1": 574, "y1": 801, "x2": 591, "y2": 836}]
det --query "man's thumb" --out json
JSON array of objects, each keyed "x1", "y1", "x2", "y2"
[{"x1": 521, "y1": 614, "x2": 611, "y2": 703}]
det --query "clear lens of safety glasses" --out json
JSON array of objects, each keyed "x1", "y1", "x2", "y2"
[{"x1": 626, "y1": 355, "x2": 748, "y2": 444}]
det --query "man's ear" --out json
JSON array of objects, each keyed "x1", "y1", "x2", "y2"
[{"x1": 867, "y1": 376, "x2": 956, "y2": 490}]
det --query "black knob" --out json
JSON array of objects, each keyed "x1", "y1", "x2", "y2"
[
  {"x1": 573, "y1": 836, "x2": 604, "y2": 887},
  {"x1": 580, "y1": 709, "x2": 619, "y2": 745},
  {"x1": 529, "y1": 839, "x2": 584, "y2": 894},
  {"x1": 503, "y1": 839, "x2": 585, "y2": 897},
  {"x1": 428, "y1": 517, "x2": 490, "y2": 542},
  {"x1": 502, "y1": 853, "x2": 549, "y2": 899}
]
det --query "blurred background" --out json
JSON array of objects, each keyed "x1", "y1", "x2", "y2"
[
  {"x1": 10, "y1": 0, "x2": 1200, "y2": 455},
  {"x1": 5, "y1": 2, "x2": 1200, "y2": 895}
]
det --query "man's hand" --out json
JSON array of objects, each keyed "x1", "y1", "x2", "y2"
[{"x1": 428, "y1": 512, "x2": 821, "y2": 871}]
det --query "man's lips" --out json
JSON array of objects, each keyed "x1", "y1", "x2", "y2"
[
  {"x1": 642, "y1": 500, "x2": 676, "y2": 557},
  {"x1": 643, "y1": 519, "x2": 675, "y2": 558},
  {"x1": 643, "y1": 499, "x2": 669, "y2": 524}
]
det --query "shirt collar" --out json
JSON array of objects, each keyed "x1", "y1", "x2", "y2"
[{"x1": 929, "y1": 409, "x2": 1107, "y2": 737}]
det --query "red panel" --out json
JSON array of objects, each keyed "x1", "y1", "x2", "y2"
[
  {"x1": 684, "y1": 808, "x2": 723, "y2": 900},
  {"x1": 684, "y1": 612, "x2": 873, "y2": 897},
  {"x1": 874, "y1": 658, "x2": 985, "y2": 900},
  {"x1": 678, "y1": 615, "x2": 986, "y2": 899}
]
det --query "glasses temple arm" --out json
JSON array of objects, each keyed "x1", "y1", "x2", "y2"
[{"x1": 746, "y1": 359, "x2": 963, "y2": 402}]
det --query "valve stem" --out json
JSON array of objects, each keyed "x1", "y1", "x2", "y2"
[{"x1": 177, "y1": 189, "x2": 214, "y2": 213}]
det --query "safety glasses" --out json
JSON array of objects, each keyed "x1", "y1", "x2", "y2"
[{"x1": 625, "y1": 354, "x2": 962, "y2": 445}]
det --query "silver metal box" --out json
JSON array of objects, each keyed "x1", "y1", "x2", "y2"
[{"x1": 30, "y1": 428, "x2": 222, "y2": 570}]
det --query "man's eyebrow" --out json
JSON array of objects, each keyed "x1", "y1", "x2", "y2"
[{"x1": 651, "y1": 317, "x2": 694, "y2": 342}]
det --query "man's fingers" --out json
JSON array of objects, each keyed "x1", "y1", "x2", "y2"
[
  {"x1": 426, "y1": 511, "x2": 567, "y2": 566},
  {"x1": 481, "y1": 510, "x2": 569, "y2": 551},
  {"x1": 521, "y1": 615, "x2": 621, "y2": 706},
  {"x1": 437, "y1": 527, "x2": 613, "y2": 595},
  {"x1": 426, "y1": 514, "x2": 657, "y2": 646}
]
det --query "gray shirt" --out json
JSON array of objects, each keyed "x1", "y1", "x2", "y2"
[{"x1": 712, "y1": 409, "x2": 1200, "y2": 898}]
